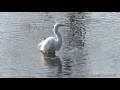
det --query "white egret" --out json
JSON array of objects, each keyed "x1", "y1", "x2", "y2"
[{"x1": 38, "y1": 23, "x2": 68, "y2": 54}]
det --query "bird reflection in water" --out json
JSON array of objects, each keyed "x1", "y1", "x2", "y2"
[{"x1": 40, "y1": 52, "x2": 62, "y2": 77}]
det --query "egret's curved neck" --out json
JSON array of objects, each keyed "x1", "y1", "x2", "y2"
[
  {"x1": 53, "y1": 25, "x2": 62, "y2": 50},
  {"x1": 53, "y1": 25, "x2": 62, "y2": 42}
]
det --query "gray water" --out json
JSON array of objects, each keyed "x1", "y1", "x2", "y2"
[{"x1": 0, "y1": 12, "x2": 120, "y2": 78}]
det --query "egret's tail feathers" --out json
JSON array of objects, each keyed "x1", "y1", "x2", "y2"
[
  {"x1": 38, "y1": 42, "x2": 42, "y2": 47},
  {"x1": 38, "y1": 40, "x2": 44, "y2": 47}
]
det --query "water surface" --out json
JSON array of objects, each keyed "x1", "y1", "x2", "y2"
[{"x1": 0, "y1": 12, "x2": 119, "y2": 78}]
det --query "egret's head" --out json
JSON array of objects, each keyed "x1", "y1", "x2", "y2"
[
  {"x1": 54, "y1": 23, "x2": 69, "y2": 28},
  {"x1": 54, "y1": 23, "x2": 64, "y2": 27}
]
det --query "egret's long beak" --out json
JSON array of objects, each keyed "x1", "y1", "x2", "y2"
[
  {"x1": 61, "y1": 22, "x2": 70, "y2": 28},
  {"x1": 64, "y1": 24, "x2": 70, "y2": 29}
]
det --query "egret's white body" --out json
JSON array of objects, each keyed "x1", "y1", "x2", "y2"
[{"x1": 38, "y1": 23, "x2": 66, "y2": 54}]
